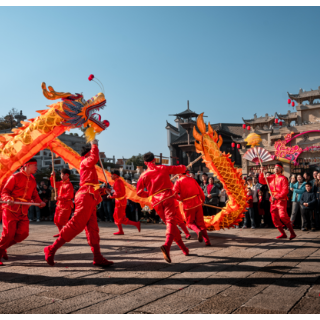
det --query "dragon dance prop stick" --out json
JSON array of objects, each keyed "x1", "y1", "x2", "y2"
[
  {"x1": 203, "y1": 203, "x2": 222, "y2": 210},
  {"x1": 0, "y1": 200, "x2": 42, "y2": 206},
  {"x1": 170, "y1": 154, "x2": 203, "y2": 182},
  {"x1": 244, "y1": 133, "x2": 273, "y2": 199},
  {"x1": 50, "y1": 148, "x2": 57, "y2": 199},
  {"x1": 98, "y1": 154, "x2": 111, "y2": 195}
]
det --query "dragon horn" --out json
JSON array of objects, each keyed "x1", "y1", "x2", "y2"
[
  {"x1": 42, "y1": 82, "x2": 72, "y2": 100},
  {"x1": 197, "y1": 113, "x2": 207, "y2": 134}
]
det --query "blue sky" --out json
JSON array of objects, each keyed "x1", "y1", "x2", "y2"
[{"x1": 1, "y1": 7, "x2": 320, "y2": 160}]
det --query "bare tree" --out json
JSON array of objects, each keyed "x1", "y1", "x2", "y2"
[{"x1": 0, "y1": 108, "x2": 19, "y2": 130}]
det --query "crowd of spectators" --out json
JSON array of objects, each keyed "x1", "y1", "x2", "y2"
[
  {"x1": 242, "y1": 170, "x2": 320, "y2": 231},
  {"x1": 28, "y1": 169, "x2": 320, "y2": 232}
]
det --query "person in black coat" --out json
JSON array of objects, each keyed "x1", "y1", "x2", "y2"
[{"x1": 300, "y1": 182, "x2": 317, "y2": 231}]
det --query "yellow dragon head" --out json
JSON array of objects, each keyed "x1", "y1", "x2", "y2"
[{"x1": 42, "y1": 82, "x2": 109, "y2": 135}]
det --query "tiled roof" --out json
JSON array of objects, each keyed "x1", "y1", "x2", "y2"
[
  {"x1": 165, "y1": 121, "x2": 179, "y2": 133},
  {"x1": 171, "y1": 123, "x2": 242, "y2": 145},
  {"x1": 169, "y1": 109, "x2": 199, "y2": 118}
]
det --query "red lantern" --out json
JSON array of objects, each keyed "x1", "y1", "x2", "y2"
[
  {"x1": 275, "y1": 118, "x2": 279, "y2": 124},
  {"x1": 237, "y1": 144, "x2": 241, "y2": 149},
  {"x1": 279, "y1": 121, "x2": 283, "y2": 126},
  {"x1": 247, "y1": 126, "x2": 251, "y2": 131},
  {"x1": 88, "y1": 74, "x2": 94, "y2": 81},
  {"x1": 231, "y1": 142, "x2": 235, "y2": 150},
  {"x1": 291, "y1": 101, "x2": 295, "y2": 107},
  {"x1": 242, "y1": 124, "x2": 246, "y2": 129},
  {"x1": 288, "y1": 99, "x2": 291, "y2": 104}
]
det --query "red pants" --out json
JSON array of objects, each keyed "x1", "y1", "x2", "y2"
[
  {"x1": 54, "y1": 207, "x2": 72, "y2": 229},
  {"x1": 114, "y1": 205, "x2": 130, "y2": 225},
  {"x1": 270, "y1": 200, "x2": 290, "y2": 228},
  {"x1": 185, "y1": 205, "x2": 206, "y2": 232},
  {"x1": 154, "y1": 197, "x2": 182, "y2": 242},
  {"x1": 60, "y1": 192, "x2": 100, "y2": 247},
  {"x1": 0, "y1": 208, "x2": 29, "y2": 250}
]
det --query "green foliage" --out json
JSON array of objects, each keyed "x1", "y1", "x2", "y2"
[{"x1": 125, "y1": 153, "x2": 147, "y2": 169}]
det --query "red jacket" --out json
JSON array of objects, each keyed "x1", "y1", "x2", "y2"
[
  {"x1": 173, "y1": 175, "x2": 205, "y2": 210},
  {"x1": 136, "y1": 164, "x2": 186, "y2": 206},
  {"x1": 50, "y1": 176, "x2": 74, "y2": 211},
  {"x1": 259, "y1": 173, "x2": 288, "y2": 201},
  {"x1": 109, "y1": 177, "x2": 127, "y2": 207},
  {"x1": 1, "y1": 171, "x2": 42, "y2": 215},
  {"x1": 78, "y1": 144, "x2": 102, "y2": 203}
]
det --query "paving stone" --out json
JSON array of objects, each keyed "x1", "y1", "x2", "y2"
[
  {"x1": 289, "y1": 296, "x2": 320, "y2": 313},
  {"x1": 232, "y1": 306, "x2": 284, "y2": 314},
  {"x1": 0, "y1": 295, "x2": 53, "y2": 314},
  {"x1": 0, "y1": 285, "x2": 47, "y2": 305},
  {"x1": 25, "y1": 290, "x2": 113, "y2": 314},
  {"x1": 184, "y1": 282, "x2": 268, "y2": 314},
  {"x1": 135, "y1": 291, "x2": 203, "y2": 314},
  {"x1": 71, "y1": 286, "x2": 175, "y2": 314},
  {"x1": 244, "y1": 279, "x2": 309, "y2": 313},
  {"x1": 1, "y1": 223, "x2": 319, "y2": 314}
]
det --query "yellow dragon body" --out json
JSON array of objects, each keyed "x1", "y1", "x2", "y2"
[
  {"x1": 193, "y1": 114, "x2": 247, "y2": 230},
  {"x1": 0, "y1": 83, "x2": 151, "y2": 208}
]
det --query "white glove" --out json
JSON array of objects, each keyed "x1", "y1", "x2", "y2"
[{"x1": 91, "y1": 139, "x2": 98, "y2": 146}]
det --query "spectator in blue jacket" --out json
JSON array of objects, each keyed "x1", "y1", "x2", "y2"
[
  {"x1": 290, "y1": 174, "x2": 306, "y2": 228},
  {"x1": 300, "y1": 183, "x2": 317, "y2": 231}
]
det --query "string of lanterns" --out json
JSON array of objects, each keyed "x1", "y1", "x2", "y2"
[
  {"x1": 231, "y1": 98, "x2": 295, "y2": 150},
  {"x1": 287, "y1": 98, "x2": 295, "y2": 108},
  {"x1": 231, "y1": 142, "x2": 241, "y2": 150}
]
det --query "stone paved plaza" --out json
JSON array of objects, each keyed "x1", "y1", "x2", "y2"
[{"x1": 0, "y1": 222, "x2": 320, "y2": 314}]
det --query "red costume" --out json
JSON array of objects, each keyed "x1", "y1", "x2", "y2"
[
  {"x1": 173, "y1": 175, "x2": 211, "y2": 246},
  {"x1": 0, "y1": 170, "x2": 42, "y2": 266},
  {"x1": 173, "y1": 199, "x2": 191, "y2": 239},
  {"x1": 259, "y1": 167, "x2": 296, "y2": 240},
  {"x1": 50, "y1": 175, "x2": 74, "y2": 234},
  {"x1": 109, "y1": 175, "x2": 140, "y2": 235},
  {"x1": 137, "y1": 162, "x2": 188, "y2": 263},
  {"x1": 44, "y1": 144, "x2": 113, "y2": 267}
]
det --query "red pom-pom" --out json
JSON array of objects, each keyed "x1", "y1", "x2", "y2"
[
  {"x1": 247, "y1": 126, "x2": 251, "y2": 131},
  {"x1": 242, "y1": 124, "x2": 246, "y2": 129},
  {"x1": 275, "y1": 118, "x2": 279, "y2": 124},
  {"x1": 291, "y1": 101, "x2": 295, "y2": 107},
  {"x1": 103, "y1": 120, "x2": 110, "y2": 128},
  {"x1": 288, "y1": 99, "x2": 291, "y2": 104},
  {"x1": 88, "y1": 74, "x2": 94, "y2": 81}
]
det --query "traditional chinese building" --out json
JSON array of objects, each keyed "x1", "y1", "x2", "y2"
[
  {"x1": 166, "y1": 101, "x2": 243, "y2": 172},
  {"x1": 235, "y1": 87, "x2": 320, "y2": 177}
]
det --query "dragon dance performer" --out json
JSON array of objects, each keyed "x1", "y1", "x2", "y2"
[
  {"x1": 259, "y1": 162, "x2": 296, "y2": 240},
  {"x1": 173, "y1": 171, "x2": 211, "y2": 246},
  {"x1": 50, "y1": 169, "x2": 74, "y2": 237},
  {"x1": 44, "y1": 140, "x2": 113, "y2": 267},
  {"x1": 173, "y1": 200, "x2": 191, "y2": 240},
  {"x1": 107, "y1": 170, "x2": 140, "y2": 235},
  {"x1": 137, "y1": 152, "x2": 189, "y2": 263},
  {"x1": 0, "y1": 159, "x2": 46, "y2": 266}
]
